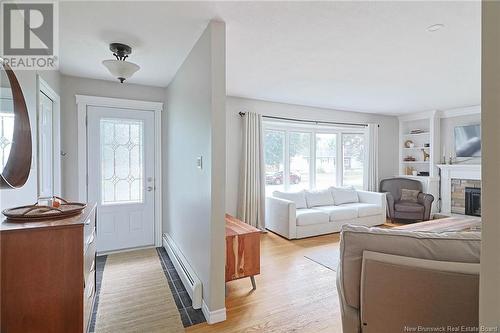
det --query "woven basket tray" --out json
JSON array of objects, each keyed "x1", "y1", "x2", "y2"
[{"x1": 2, "y1": 197, "x2": 87, "y2": 222}]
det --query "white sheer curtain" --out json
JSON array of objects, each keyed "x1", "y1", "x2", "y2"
[
  {"x1": 238, "y1": 112, "x2": 265, "y2": 229},
  {"x1": 366, "y1": 123, "x2": 379, "y2": 192}
]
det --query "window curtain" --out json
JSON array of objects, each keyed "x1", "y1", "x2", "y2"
[
  {"x1": 238, "y1": 111, "x2": 266, "y2": 229},
  {"x1": 366, "y1": 123, "x2": 379, "y2": 191}
]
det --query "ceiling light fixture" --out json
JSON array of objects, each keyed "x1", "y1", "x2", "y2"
[
  {"x1": 427, "y1": 24, "x2": 445, "y2": 32},
  {"x1": 102, "y1": 43, "x2": 140, "y2": 83}
]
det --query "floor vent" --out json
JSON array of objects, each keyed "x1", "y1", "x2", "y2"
[{"x1": 162, "y1": 233, "x2": 202, "y2": 309}]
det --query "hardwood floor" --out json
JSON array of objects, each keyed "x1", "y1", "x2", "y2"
[{"x1": 187, "y1": 231, "x2": 343, "y2": 333}]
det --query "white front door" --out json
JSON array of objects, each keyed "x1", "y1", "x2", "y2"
[{"x1": 87, "y1": 106, "x2": 155, "y2": 253}]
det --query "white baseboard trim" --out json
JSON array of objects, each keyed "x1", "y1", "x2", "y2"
[{"x1": 202, "y1": 300, "x2": 226, "y2": 324}]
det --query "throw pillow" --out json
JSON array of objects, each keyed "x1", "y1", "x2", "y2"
[
  {"x1": 305, "y1": 189, "x2": 334, "y2": 208},
  {"x1": 400, "y1": 189, "x2": 420, "y2": 202},
  {"x1": 331, "y1": 186, "x2": 359, "y2": 205}
]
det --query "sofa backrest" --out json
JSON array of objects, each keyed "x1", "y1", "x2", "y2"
[
  {"x1": 339, "y1": 224, "x2": 481, "y2": 310},
  {"x1": 272, "y1": 190, "x2": 307, "y2": 209},
  {"x1": 380, "y1": 177, "x2": 422, "y2": 202},
  {"x1": 304, "y1": 189, "x2": 334, "y2": 208}
]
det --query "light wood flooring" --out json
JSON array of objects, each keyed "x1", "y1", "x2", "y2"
[{"x1": 187, "y1": 231, "x2": 343, "y2": 333}]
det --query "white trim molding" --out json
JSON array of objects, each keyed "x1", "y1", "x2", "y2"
[
  {"x1": 202, "y1": 300, "x2": 227, "y2": 324},
  {"x1": 439, "y1": 105, "x2": 481, "y2": 119},
  {"x1": 37, "y1": 75, "x2": 61, "y2": 197},
  {"x1": 76, "y1": 94, "x2": 164, "y2": 247}
]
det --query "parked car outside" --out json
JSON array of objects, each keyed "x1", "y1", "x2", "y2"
[{"x1": 265, "y1": 171, "x2": 301, "y2": 185}]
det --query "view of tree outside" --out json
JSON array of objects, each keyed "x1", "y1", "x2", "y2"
[
  {"x1": 342, "y1": 133, "x2": 365, "y2": 189},
  {"x1": 264, "y1": 130, "x2": 285, "y2": 195},
  {"x1": 264, "y1": 127, "x2": 365, "y2": 194},
  {"x1": 316, "y1": 133, "x2": 337, "y2": 189},
  {"x1": 289, "y1": 132, "x2": 310, "y2": 191}
]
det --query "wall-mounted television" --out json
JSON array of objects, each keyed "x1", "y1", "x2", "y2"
[{"x1": 455, "y1": 124, "x2": 481, "y2": 157}]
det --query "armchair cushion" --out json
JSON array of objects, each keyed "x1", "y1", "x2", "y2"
[{"x1": 394, "y1": 201, "x2": 425, "y2": 213}]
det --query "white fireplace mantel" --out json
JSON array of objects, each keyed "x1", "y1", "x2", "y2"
[{"x1": 437, "y1": 164, "x2": 481, "y2": 214}]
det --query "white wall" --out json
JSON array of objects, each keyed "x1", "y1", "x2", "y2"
[
  {"x1": 0, "y1": 69, "x2": 60, "y2": 211},
  {"x1": 163, "y1": 21, "x2": 226, "y2": 315},
  {"x1": 59, "y1": 74, "x2": 165, "y2": 200},
  {"x1": 225, "y1": 96, "x2": 399, "y2": 215},
  {"x1": 480, "y1": 1, "x2": 500, "y2": 327},
  {"x1": 440, "y1": 109, "x2": 481, "y2": 164}
]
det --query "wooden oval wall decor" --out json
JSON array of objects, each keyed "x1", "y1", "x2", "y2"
[{"x1": 0, "y1": 62, "x2": 32, "y2": 189}]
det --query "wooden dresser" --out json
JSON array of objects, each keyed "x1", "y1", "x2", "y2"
[
  {"x1": 0, "y1": 203, "x2": 97, "y2": 333},
  {"x1": 225, "y1": 214, "x2": 261, "y2": 289}
]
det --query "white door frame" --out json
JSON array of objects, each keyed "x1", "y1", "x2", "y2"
[
  {"x1": 36, "y1": 75, "x2": 61, "y2": 196},
  {"x1": 76, "y1": 95, "x2": 163, "y2": 247}
]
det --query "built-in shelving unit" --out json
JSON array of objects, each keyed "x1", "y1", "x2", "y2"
[
  {"x1": 398, "y1": 111, "x2": 439, "y2": 178},
  {"x1": 398, "y1": 111, "x2": 441, "y2": 213}
]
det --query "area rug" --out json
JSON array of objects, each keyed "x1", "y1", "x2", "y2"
[
  {"x1": 304, "y1": 247, "x2": 340, "y2": 271},
  {"x1": 95, "y1": 248, "x2": 185, "y2": 333}
]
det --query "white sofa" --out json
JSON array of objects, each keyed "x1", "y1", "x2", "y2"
[{"x1": 265, "y1": 187, "x2": 386, "y2": 239}]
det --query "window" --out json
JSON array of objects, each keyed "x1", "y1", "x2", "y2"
[
  {"x1": 263, "y1": 122, "x2": 367, "y2": 192},
  {"x1": 342, "y1": 133, "x2": 365, "y2": 190},
  {"x1": 264, "y1": 130, "x2": 285, "y2": 196},
  {"x1": 289, "y1": 132, "x2": 311, "y2": 191},
  {"x1": 101, "y1": 118, "x2": 144, "y2": 204},
  {"x1": 315, "y1": 133, "x2": 337, "y2": 190}
]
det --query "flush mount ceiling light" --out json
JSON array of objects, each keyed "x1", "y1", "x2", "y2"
[
  {"x1": 427, "y1": 24, "x2": 445, "y2": 32},
  {"x1": 102, "y1": 43, "x2": 140, "y2": 83}
]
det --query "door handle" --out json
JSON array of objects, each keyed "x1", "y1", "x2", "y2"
[{"x1": 147, "y1": 186, "x2": 154, "y2": 192}]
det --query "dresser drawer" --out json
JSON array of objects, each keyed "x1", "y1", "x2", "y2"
[
  {"x1": 83, "y1": 271, "x2": 95, "y2": 333},
  {"x1": 84, "y1": 230, "x2": 96, "y2": 284},
  {"x1": 83, "y1": 209, "x2": 96, "y2": 246}
]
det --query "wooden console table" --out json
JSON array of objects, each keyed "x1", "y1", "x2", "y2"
[{"x1": 225, "y1": 214, "x2": 261, "y2": 290}]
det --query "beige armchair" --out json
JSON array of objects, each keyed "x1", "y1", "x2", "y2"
[{"x1": 337, "y1": 225, "x2": 481, "y2": 333}]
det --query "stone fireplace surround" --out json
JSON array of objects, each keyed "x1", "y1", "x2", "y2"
[{"x1": 437, "y1": 164, "x2": 481, "y2": 215}]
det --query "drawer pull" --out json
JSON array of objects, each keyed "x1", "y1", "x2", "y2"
[{"x1": 85, "y1": 218, "x2": 91, "y2": 225}]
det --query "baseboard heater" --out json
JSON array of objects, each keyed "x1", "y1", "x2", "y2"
[{"x1": 162, "y1": 233, "x2": 202, "y2": 309}]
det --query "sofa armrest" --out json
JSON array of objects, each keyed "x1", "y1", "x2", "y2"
[
  {"x1": 357, "y1": 191, "x2": 387, "y2": 224},
  {"x1": 357, "y1": 190, "x2": 386, "y2": 207},
  {"x1": 418, "y1": 192, "x2": 434, "y2": 221},
  {"x1": 265, "y1": 197, "x2": 296, "y2": 239}
]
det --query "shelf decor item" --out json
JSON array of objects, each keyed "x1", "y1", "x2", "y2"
[
  {"x1": 2, "y1": 196, "x2": 86, "y2": 221},
  {"x1": 404, "y1": 140, "x2": 414, "y2": 148},
  {"x1": 410, "y1": 129, "x2": 426, "y2": 134},
  {"x1": 422, "y1": 149, "x2": 430, "y2": 162}
]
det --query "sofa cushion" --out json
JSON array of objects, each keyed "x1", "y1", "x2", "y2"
[
  {"x1": 395, "y1": 201, "x2": 424, "y2": 213},
  {"x1": 339, "y1": 225, "x2": 481, "y2": 310},
  {"x1": 273, "y1": 190, "x2": 307, "y2": 209},
  {"x1": 305, "y1": 189, "x2": 334, "y2": 208},
  {"x1": 295, "y1": 209, "x2": 330, "y2": 226},
  {"x1": 341, "y1": 203, "x2": 383, "y2": 217},
  {"x1": 331, "y1": 186, "x2": 359, "y2": 205},
  {"x1": 314, "y1": 205, "x2": 358, "y2": 222}
]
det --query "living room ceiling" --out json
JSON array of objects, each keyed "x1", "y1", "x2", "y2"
[{"x1": 59, "y1": 1, "x2": 480, "y2": 115}]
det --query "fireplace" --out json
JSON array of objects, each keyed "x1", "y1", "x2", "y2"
[{"x1": 465, "y1": 187, "x2": 481, "y2": 216}]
